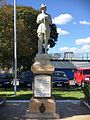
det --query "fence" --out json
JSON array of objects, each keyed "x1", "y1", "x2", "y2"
[{"x1": 50, "y1": 52, "x2": 90, "y2": 61}]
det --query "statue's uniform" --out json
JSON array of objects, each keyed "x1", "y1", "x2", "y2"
[{"x1": 37, "y1": 13, "x2": 52, "y2": 53}]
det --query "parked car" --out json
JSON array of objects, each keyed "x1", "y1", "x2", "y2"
[
  {"x1": 0, "y1": 73, "x2": 13, "y2": 87},
  {"x1": 52, "y1": 71, "x2": 69, "y2": 87},
  {"x1": 19, "y1": 71, "x2": 34, "y2": 89},
  {"x1": 74, "y1": 68, "x2": 90, "y2": 86}
]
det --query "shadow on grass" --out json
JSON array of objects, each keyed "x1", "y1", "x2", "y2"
[
  {"x1": 53, "y1": 86, "x2": 82, "y2": 92},
  {"x1": 0, "y1": 93, "x2": 32, "y2": 100},
  {"x1": 7, "y1": 94, "x2": 32, "y2": 100},
  {"x1": 0, "y1": 87, "x2": 32, "y2": 91},
  {"x1": 0, "y1": 87, "x2": 13, "y2": 91}
]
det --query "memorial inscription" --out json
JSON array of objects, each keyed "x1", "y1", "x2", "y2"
[{"x1": 34, "y1": 75, "x2": 51, "y2": 97}]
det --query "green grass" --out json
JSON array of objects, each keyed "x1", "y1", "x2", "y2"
[
  {"x1": 0, "y1": 87, "x2": 84, "y2": 100},
  {"x1": 0, "y1": 88, "x2": 32, "y2": 100},
  {"x1": 53, "y1": 87, "x2": 84, "y2": 100}
]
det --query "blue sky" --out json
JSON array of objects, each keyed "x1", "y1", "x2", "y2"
[{"x1": 8, "y1": 0, "x2": 90, "y2": 53}]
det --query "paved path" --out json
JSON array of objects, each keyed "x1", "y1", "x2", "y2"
[{"x1": 0, "y1": 100, "x2": 90, "y2": 120}]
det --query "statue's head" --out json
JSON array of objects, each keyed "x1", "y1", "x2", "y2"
[{"x1": 40, "y1": 4, "x2": 47, "y2": 11}]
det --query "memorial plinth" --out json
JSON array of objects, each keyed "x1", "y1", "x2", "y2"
[
  {"x1": 29, "y1": 98, "x2": 56, "y2": 113},
  {"x1": 27, "y1": 54, "x2": 59, "y2": 119},
  {"x1": 31, "y1": 54, "x2": 54, "y2": 74}
]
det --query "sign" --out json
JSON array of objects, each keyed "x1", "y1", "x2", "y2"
[{"x1": 34, "y1": 75, "x2": 51, "y2": 97}]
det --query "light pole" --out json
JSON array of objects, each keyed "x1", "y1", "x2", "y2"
[{"x1": 14, "y1": 0, "x2": 17, "y2": 96}]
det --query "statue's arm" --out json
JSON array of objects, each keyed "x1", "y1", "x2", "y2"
[
  {"x1": 46, "y1": 14, "x2": 52, "y2": 25},
  {"x1": 36, "y1": 15, "x2": 43, "y2": 24}
]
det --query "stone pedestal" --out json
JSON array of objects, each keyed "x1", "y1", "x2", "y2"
[
  {"x1": 31, "y1": 54, "x2": 54, "y2": 74},
  {"x1": 25, "y1": 112, "x2": 59, "y2": 119},
  {"x1": 29, "y1": 98, "x2": 56, "y2": 113},
  {"x1": 26, "y1": 97, "x2": 59, "y2": 119},
  {"x1": 26, "y1": 54, "x2": 59, "y2": 119}
]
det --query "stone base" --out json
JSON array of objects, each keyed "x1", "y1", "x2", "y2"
[
  {"x1": 29, "y1": 54, "x2": 59, "y2": 119},
  {"x1": 25, "y1": 112, "x2": 60, "y2": 119},
  {"x1": 29, "y1": 98, "x2": 56, "y2": 113},
  {"x1": 27, "y1": 98, "x2": 60, "y2": 119},
  {"x1": 31, "y1": 54, "x2": 54, "y2": 74}
]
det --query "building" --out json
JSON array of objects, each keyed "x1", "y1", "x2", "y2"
[{"x1": 50, "y1": 52, "x2": 90, "y2": 80}]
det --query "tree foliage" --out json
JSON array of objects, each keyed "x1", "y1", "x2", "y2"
[
  {"x1": 16, "y1": 6, "x2": 38, "y2": 68},
  {"x1": 0, "y1": 5, "x2": 38, "y2": 69},
  {"x1": 0, "y1": 0, "x2": 7, "y2": 8},
  {"x1": 0, "y1": 5, "x2": 14, "y2": 68}
]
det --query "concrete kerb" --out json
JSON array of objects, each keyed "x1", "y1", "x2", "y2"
[
  {"x1": 6, "y1": 100, "x2": 90, "y2": 109},
  {"x1": 6, "y1": 100, "x2": 80, "y2": 103}
]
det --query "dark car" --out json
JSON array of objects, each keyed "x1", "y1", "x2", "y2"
[
  {"x1": 19, "y1": 71, "x2": 34, "y2": 89},
  {"x1": 52, "y1": 71, "x2": 69, "y2": 87},
  {"x1": 0, "y1": 73, "x2": 12, "y2": 87}
]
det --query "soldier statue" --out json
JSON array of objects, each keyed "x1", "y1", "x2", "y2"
[{"x1": 36, "y1": 4, "x2": 52, "y2": 54}]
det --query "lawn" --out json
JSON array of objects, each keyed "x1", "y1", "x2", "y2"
[
  {"x1": 0, "y1": 86, "x2": 84, "y2": 100},
  {"x1": 53, "y1": 87, "x2": 84, "y2": 100}
]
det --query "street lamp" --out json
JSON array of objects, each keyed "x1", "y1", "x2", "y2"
[{"x1": 14, "y1": 0, "x2": 17, "y2": 96}]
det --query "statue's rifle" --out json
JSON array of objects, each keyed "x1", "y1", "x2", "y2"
[{"x1": 44, "y1": 13, "x2": 47, "y2": 53}]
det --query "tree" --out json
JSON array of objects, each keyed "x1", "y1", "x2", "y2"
[
  {"x1": 0, "y1": 0, "x2": 7, "y2": 8},
  {"x1": 0, "y1": 5, "x2": 14, "y2": 68},
  {"x1": 0, "y1": 5, "x2": 38, "y2": 69},
  {"x1": 16, "y1": 6, "x2": 38, "y2": 68}
]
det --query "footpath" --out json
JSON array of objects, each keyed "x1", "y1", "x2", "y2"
[{"x1": 0, "y1": 100, "x2": 90, "y2": 120}]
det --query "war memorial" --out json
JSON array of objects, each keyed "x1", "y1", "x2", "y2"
[{"x1": 26, "y1": 4, "x2": 59, "y2": 119}]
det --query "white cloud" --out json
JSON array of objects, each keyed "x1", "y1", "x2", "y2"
[
  {"x1": 57, "y1": 28, "x2": 70, "y2": 36},
  {"x1": 59, "y1": 37, "x2": 90, "y2": 53},
  {"x1": 80, "y1": 20, "x2": 90, "y2": 25},
  {"x1": 59, "y1": 45, "x2": 90, "y2": 53},
  {"x1": 76, "y1": 37, "x2": 90, "y2": 45},
  {"x1": 52, "y1": 14, "x2": 73, "y2": 25},
  {"x1": 81, "y1": 45, "x2": 90, "y2": 52}
]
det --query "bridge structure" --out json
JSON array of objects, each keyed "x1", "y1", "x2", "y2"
[
  {"x1": 50, "y1": 52, "x2": 90, "y2": 61},
  {"x1": 50, "y1": 52, "x2": 90, "y2": 68}
]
